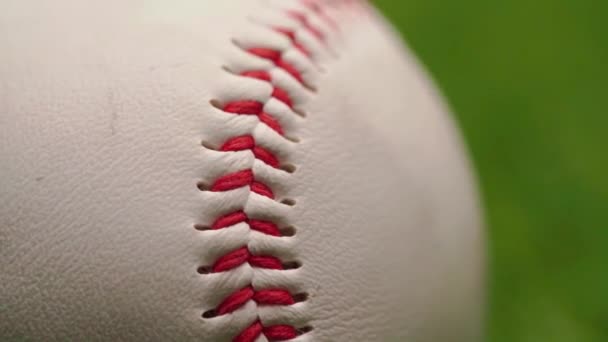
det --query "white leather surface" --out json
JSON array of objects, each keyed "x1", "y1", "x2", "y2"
[{"x1": 0, "y1": 1, "x2": 484, "y2": 341}]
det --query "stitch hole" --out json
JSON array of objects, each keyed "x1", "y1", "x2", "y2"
[
  {"x1": 201, "y1": 140, "x2": 217, "y2": 150},
  {"x1": 280, "y1": 163, "x2": 297, "y2": 174},
  {"x1": 282, "y1": 260, "x2": 302, "y2": 270},
  {"x1": 281, "y1": 198, "x2": 297, "y2": 206},
  {"x1": 286, "y1": 135, "x2": 301, "y2": 143},
  {"x1": 209, "y1": 99, "x2": 224, "y2": 110},
  {"x1": 196, "y1": 182, "x2": 210, "y2": 191},
  {"x1": 197, "y1": 265, "x2": 213, "y2": 274},
  {"x1": 302, "y1": 83, "x2": 318, "y2": 94},
  {"x1": 193, "y1": 223, "x2": 211, "y2": 231},
  {"x1": 202, "y1": 309, "x2": 218, "y2": 319},
  {"x1": 230, "y1": 38, "x2": 244, "y2": 50},
  {"x1": 292, "y1": 108, "x2": 308, "y2": 118},
  {"x1": 293, "y1": 292, "x2": 309, "y2": 303},
  {"x1": 280, "y1": 225, "x2": 297, "y2": 237},
  {"x1": 298, "y1": 326, "x2": 314, "y2": 334},
  {"x1": 221, "y1": 65, "x2": 235, "y2": 74}
]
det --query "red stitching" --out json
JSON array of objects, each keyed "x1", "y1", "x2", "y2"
[
  {"x1": 234, "y1": 321, "x2": 298, "y2": 342},
  {"x1": 247, "y1": 47, "x2": 305, "y2": 86},
  {"x1": 287, "y1": 11, "x2": 325, "y2": 42},
  {"x1": 274, "y1": 27, "x2": 311, "y2": 57},
  {"x1": 220, "y1": 135, "x2": 280, "y2": 168},
  {"x1": 199, "y1": 1, "x2": 341, "y2": 340}
]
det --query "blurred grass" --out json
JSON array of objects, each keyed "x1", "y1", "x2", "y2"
[{"x1": 374, "y1": 1, "x2": 608, "y2": 341}]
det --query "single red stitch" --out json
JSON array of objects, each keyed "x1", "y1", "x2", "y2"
[
  {"x1": 274, "y1": 27, "x2": 296, "y2": 41},
  {"x1": 211, "y1": 211, "x2": 282, "y2": 236},
  {"x1": 215, "y1": 286, "x2": 295, "y2": 317},
  {"x1": 212, "y1": 211, "x2": 248, "y2": 230},
  {"x1": 249, "y1": 255, "x2": 284, "y2": 270},
  {"x1": 275, "y1": 27, "x2": 311, "y2": 57},
  {"x1": 263, "y1": 325, "x2": 299, "y2": 340},
  {"x1": 211, "y1": 169, "x2": 254, "y2": 192},
  {"x1": 234, "y1": 321, "x2": 264, "y2": 342},
  {"x1": 252, "y1": 146, "x2": 280, "y2": 168},
  {"x1": 249, "y1": 219, "x2": 281, "y2": 236},
  {"x1": 251, "y1": 181, "x2": 274, "y2": 198},
  {"x1": 211, "y1": 210, "x2": 282, "y2": 234},
  {"x1": 247, "y1": 47, "x2": 282, "y2": 62},
  {"x1": 224, "y1": 100, "x2": 264, "y2": 115},
  {"x1": 287, "y1": 10, "x2": 325, "y2": 42},
  {"x1": 275, "y1": 59, "x2": 305, "y2": 85},
  {"x1": 241, "y1": 70, "x2": 272, "y2": 82},
  {"x1": 216, "y1": 286, "x2": 255, "y2": 315},
  {"x1": 221, "y1": 100, "x2": 285, "y2": 135},
  {"x1": 210, "y1": 170, "x2": 275, "y2": 198},
  {"x1": 272, "y1": 87, "x2": 294, "y2": 108},
  {"x1": 234, "y1": 322, "x2": 299, "y2": 342},
  {"x1": 212, "y1": 247, "x2": 284, "y2": 273},
  {"x1": 247, "y1": 48, "x2": 305, "y2": 85},
  {"x1": 253, "y1": 289, "x2": 295, "y2": 305},
  {"x1": 257, "y1": 111, "x2": 284, "y2": 135},
  {"x1": 212, "y1": 247, "x2": 250, "y2": 273},
  {"x1": 220, "y1": 135, "x2": 280, "y2": 168},
  {"x1": 302, "y1": 0, "x2": 339, "y2": 31},
  {"x1": 240, "y1": 69, "x2": 295, "y2": 109},
  {"x1": 221, "y1": 135, "x2": 256, "y2": 151}
]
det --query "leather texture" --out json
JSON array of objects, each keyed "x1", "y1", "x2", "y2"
[{"x1": 0, "y1": 0, "x2": 485, "y2": 341}]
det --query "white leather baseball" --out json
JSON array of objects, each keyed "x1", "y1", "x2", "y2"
[{"x1": 0, "y1": 0, "x2": 484, "y2": 341}]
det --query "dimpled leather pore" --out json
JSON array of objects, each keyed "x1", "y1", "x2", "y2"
[{"x1": 0, "y1": 0, "x2": 485, "y2": 341}]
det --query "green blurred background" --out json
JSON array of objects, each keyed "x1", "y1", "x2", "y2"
[{"x1": 374, "y1": 1, "x2": 608, "y2": 341}]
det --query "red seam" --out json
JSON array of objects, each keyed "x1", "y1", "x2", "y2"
[
  {"x1": 200, "y1": 1, "x2": 338, "y2": 341},
  {"x1": 210, "y1": 169, "x2": 274, "y2": 198},
  {"x1": 275, "y1": 27, "x2": 312, "y2": 57},
  {"x1": 287, "y1": 10, "x2": 325, "y2": 42},
  {"x1": 234, "y1": 321, "x2": 298, "y2": 342},
  {"x1": 220, "y1": 135, "x2": 280, "y2": 168},
  {"x1": 247, "y1": 47, "x2": 305, "y2": 85},
  {"x1": 215, "y1": 285, "x2": 296, "y2": 319},
  {"x1": 302, "y1": 0, "x2": 339, "y2": 31}
]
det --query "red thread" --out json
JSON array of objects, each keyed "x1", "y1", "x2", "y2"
[
  {"x1": 210, "y1": 170, "x2": 273, "y2": 198},
  {"x1": 221, "y1": 100, "x2": 284, "y2": 135},
  {"x1": 211, "y1": 211, "x2": 282, "y2": 237},
  {"x1": 234, "y1": 321, "x2": 264, "y2": 342},
  {"x1": 247, "y1": 48, "x2": 305, "y2": 85},
  {"x1": 287, "y1": 10, "x2": 325, "y2": 42},
  {"x1": 216, "y1": 286, "x2": 255, "y2": 315},
  {"x1": 199, "y1": 2, "x2": 337, "y2": 340},
  {"x1": 211, "y1": 169, "x2": 254, "y2": 192},
  {"x1": 251, "y1": 181, "x2": 274, "y2": 198},
  {"x1": 224, "y1": 100, "x2": 264, "y2": 115},
  {"x1": 212, "y1": 211, "x2": 248, "y2": 230},
  {"x1": 213, "y1": 286, "x2": 295, "y2": 317},
  {"x1": 249, "y1": 255, "x2": 284, "y2": 269},
  {"x1": 241, "y1": 70, "x2": 272, "y2": 82},
  {"x1": 220, "y1": 135, "x2": 280, "y2": 168},
  {"x1": 212, "y1": 247, "x2": 250, "y2": 273},
  {"x1": 240, "y1": 70, "x2": 295, "y2": 110},
  {"x1": 257, "y1": 111, "x2": 284, "y2": 135},
  {"x1": 263, "y1": 325, "x2": 299, "y2": 340},
  {"x1": 272, "y1": 87, "x2": 293, "y2": 108},
  {"x1": 212, "y1": 246, "x2": 284, "y2": 273},
  {"x1": 302, "y1": 0, "x2": 339, "y2": 30},
  {"x1": 249, "y1": 219, "x2": 281, "y2": 236},
  {"x1": 234, "y1": 322, "x2": 299, "y2": 342},
  {"x1": 275, "y1": 27, "x2": 311, "y2": 57},
  {"x1": 253, "y1": 289, "x2": 295, "y2": 305}
]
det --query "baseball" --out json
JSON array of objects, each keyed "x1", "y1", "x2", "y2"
[{"x1": 1, "y1": 0, "x2": 484, "y2": 341}]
